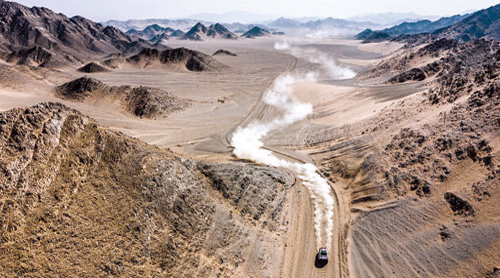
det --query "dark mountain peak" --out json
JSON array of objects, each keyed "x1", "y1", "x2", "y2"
[
  {"x1": 242, "y1": 26, "x2": 270, "y2": 38},
  {"x1": 127, "y1": 47, "x2": 226, "y2": 72},
  {"x1": 71, "y1": 15, "x2": 90, "y2": 22},
  {"x1": 182, "y1": 22, "x2": 236, "y2": 40},
  {"x1": 102, "y1": 25, "x2": 128, "y2": 39},
  {"x1": 206, "y1": 23, "x2": 237, "y2": 39},
  {"x1": 145, "y1": 23, "x2": 162, "y2": 32},
  {"x1": 192, "y1": 22, "x2": 207, "y2": 32},
  {"x1": 181, "y1": 22, "x2": 208, "y2": 40}
]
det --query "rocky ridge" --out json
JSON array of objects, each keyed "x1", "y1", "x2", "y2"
[
  {"x1": 55, "y1": 77, "x2": 191, "y2": 119},
  {"x1": 0, "y1": 102, "x2": 295, "y2": 277}
]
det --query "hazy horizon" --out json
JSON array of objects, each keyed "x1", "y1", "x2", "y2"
[{"x1": 9, "y1": 0, "x2": 500, "y2": 22}]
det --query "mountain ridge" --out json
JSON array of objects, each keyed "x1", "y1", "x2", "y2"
[{"x1": 181, "y1": 22, "x2": 237, "y2": 41}]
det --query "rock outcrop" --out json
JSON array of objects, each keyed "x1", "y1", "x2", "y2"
[
  {"x1": 126, "y1": 47, "x2": 227, "y2": 72},
  {"x1": 181, "y1": 22, "x2": 237, "y2": 41},
  {"x1": 0, "y1": 102, "x2": 295, "y2": 277},
  {"x1": 241, "y1": 26, "x2": 270, "y2": 38},
  {"x1": 77, "y1": 62, "x2": 110, "y2": 73},
  {"x1": 55, "y1": 77, "x2": 190, "y2": 118}
]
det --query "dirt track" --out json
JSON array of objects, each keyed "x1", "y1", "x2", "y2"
[{"x1": 222, "y1": 48, "x2": 344, "y2": 277}]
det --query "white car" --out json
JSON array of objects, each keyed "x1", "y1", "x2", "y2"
[{"x1": 318, "y1": 247, "x2": 328, "y2": 260}]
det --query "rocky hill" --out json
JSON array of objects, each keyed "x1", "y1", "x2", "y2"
[
  {"x1": 55, "y1": 77, "x2": 190, "y2": 118},
  {"x1": 0, "y1": 102, "x2": 295, "y2": 277},
  {"x1": 206, "y1": 23, "x2": 237, "y2": 39},
  {"x1": 241, "y1": 26, "x2": 270, "y2": 38},
  {"x1": 124, "y1": 47, "x2": 227, "y2": 72},
  {"x1": 149, "y1": 33, "x2": 170, "y2": 44},
  {"x1": 0, "y1": 1, "x2": 155, "y2": 61},
  {"x1": 181, "y1": 22, "x2": 208, "y2": 41},
  {"x1": 355, "y1": 29, "x2": 391, "y2": 42},
  {"x1": 181, "y1": 22, "x2": 236, "y2": 41},
  {"x1": 77, "y1": 62, "x2": 110, "y2": 73},
  {"x1": 125, "y1": 24, "x2": 185, "y2": 41},
  {"x1": 126, "y1": 24, "x2": 175, "y2": 38}
]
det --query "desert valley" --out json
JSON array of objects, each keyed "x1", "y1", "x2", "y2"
[{"x1": 0, "y1": 0, "x2": 499, "y2": 277}]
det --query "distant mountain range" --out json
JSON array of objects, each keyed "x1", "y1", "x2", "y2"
[
  {"x1": 265, "y1": 17, "x2": 382, "y2": 37},
  {"x1": 103, "y1": 11, "x2": 451, "y2": 38},
  {"x1": 105, "y1": 16, "x2": 382, "y2": 37},
  {"x1": 181, "y1": 23, "x2": 237, "y2": 40},
  {"x1": 104, "y1": 19, "x2": 207, "y2": 32},
  {"x1": 125, "y1": 22, "x2": 271, "y2": 41},
  {"x1": 356, "y1": 14, "x2": 470, "y2": 41},
  {"x1": 109, "y1": 11, "x2": 438, "y2": 28},
  {"x1": 126, "y1": 24, "x2": 185, "y2": 40},
  {"x1": 357, "y1": 3, "x2": 500, "y2": 43}
]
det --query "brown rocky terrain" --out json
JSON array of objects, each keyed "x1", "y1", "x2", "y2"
[
  {"x1": 302, "y1": 38, "x2": 500, "y2": 277},
  {"x1": 0, "y1": 1, "x2": 160, "y2": 62},
  {"x1": 55, "y1": 77, "x2": 191, "y2": 119},
  {"x1": 0, "y1": 46, "x2": 69, "y2": 68},
  {"x1": 126, "y1": 24, "x2": 176, "y2": 40},
  {"x1": 121, "y1": 47, "x2": 227, "y2": 72},
  {"x1": 77, "y1": 62, "x2": 110, "y2": 73},
  {"x1": 0, "y1": 102, "x2": 296, "y2": 278}
]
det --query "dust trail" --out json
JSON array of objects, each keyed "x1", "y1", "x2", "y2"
[
  {"x1": 231, "y1": 74, "x2": 335, "y2": 248},
  {"x1": 232, "y1": 41, "x2": 354, "y2": 248},
  {"x1": 274, "y1": 41, "x2": 356, "y2": 80}
]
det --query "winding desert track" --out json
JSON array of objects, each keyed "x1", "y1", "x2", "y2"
[{"x1": 223, "y1": 51, "x2": 349, "y2": 278}]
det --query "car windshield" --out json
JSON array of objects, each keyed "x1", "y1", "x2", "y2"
[{"x1": 320, "y1": 250, "x2": 327, "y2": 254}]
